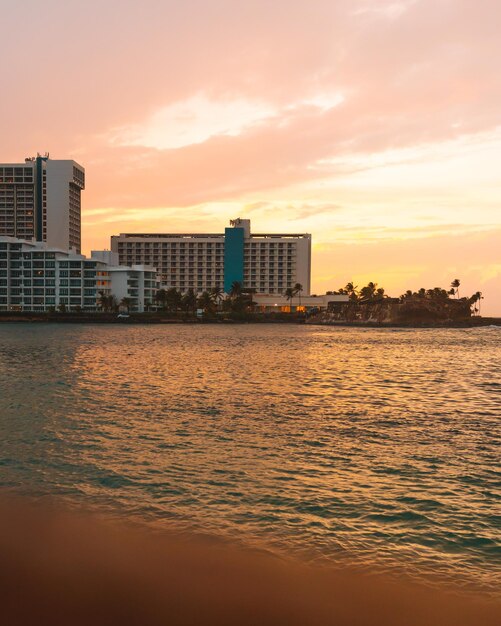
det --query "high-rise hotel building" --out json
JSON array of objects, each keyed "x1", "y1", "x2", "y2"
[
  {"x1": 0, "y1": 154, "x2": 85, "y2": 253},
  {"x1": 111, "y1": 218, "x2": 312, "y2": 295}
]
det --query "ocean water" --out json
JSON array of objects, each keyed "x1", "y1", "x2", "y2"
[{"x1": 0, "y1": 323, "x2": 499, "y2": 593}]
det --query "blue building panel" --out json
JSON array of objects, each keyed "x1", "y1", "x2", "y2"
[
  {"x1": 35, "y1": 156, "x2": 44, "y2": 241},
  {"x1": 224, "y1": 227, "x2": 244, "y2": 293}
]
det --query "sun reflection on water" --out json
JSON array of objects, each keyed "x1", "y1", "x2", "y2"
[{"x1": 0, "y1": 324, "x2": 499, "y2": 593}]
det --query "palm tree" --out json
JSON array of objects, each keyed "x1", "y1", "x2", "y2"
[
  {"x1": 181, "y1": 288, "x2": 197, "y2": 313},
  {"x1": 450, "y1": 278, "x2": 460, "y2": 299},
  {"x1": 284, "y1": 287, "x2": 295, "y2": 311},
  {"x1": 197, "y1": 291, "x2": 214, "y2": 313},
  {"x1": 165, "y1": 287, "x2": 181, "y2": 312},
  {"x1": 98, "y1": 292, "x2": 116, "y2": 312},
  {"x1": 359, "y1": 282, "x2": 378, "y2": 301},
  {"x1": 294, "y1": 283, "x2": 303, "y2": 307},
  {"x1": 344, "y1": 282, "x2": 358, "y2": 301},
  {"x1": 155, "y1": 288, "x2": 167, "y2": 310},
  {"x1": 211, "y1": 286, "x2": 224, "y2": 309},
  {"x1": 229, "y1": 281, "x2": 242, "y2": 298},
  {"x1": 476, "y1": 291, "x2": 483, "y2": 314},
  {"x1": 469, "y1": 291, "x2": 483, "y2": 315},
  {"x1": 245, "y1": 288, "x2": 256, "y2": 309},
  {"x1": 120, "y1": 297, "x2": 133, "y2": 313},
  {"x1": 98, "y1": 290, "x2": 108, "y2": 312}
]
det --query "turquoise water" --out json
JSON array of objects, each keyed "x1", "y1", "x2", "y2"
[{"x1": 0, "y1": 324, "x2": 499, "y2": 592}]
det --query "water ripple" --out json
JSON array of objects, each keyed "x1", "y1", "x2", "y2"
[{"x1": 0, "y1": 323, "x2": 500, "y2": 593}]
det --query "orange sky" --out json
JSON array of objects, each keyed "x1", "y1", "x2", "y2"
[{"x1": 2, "y1": 0, "x2": 500, "y2": 313}]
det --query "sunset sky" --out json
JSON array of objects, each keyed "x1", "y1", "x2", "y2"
[{"x1": 3, "y1": 0, "x2": 500, "y2": 313}]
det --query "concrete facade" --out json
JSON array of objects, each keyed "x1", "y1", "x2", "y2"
[
  {"x1": 0, "y1": 155, "x2": 85, "y2": 253},
  {"x1": 111, "y1": 218, "x2": 312, "y2": 296},
  {"x1": 0, "y1": 237, "x2": 156, "y2": 312},
  {"x1": 105, "y1": 265, "x2": 158, "y2": 312}
]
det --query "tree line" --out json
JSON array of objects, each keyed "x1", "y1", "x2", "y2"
[
  {"x1": 95, "y1": 279, "x2": 482, "y2": 315},
  {"x1": 152, "y1": 282, "x2": 257, "y2": 314},
  {"x1": 327, "y1": 279, "x2": 484, "y2": 314}
]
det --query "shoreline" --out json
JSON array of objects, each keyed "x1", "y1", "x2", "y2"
[
  {"x1": 306, "y1": 317, "x2": 501, "y2": 328},
  {"x1": 1, "y1": 498, "x2": 499, "y2": 626},
  {"x1": 0, "y1": 313, "x2": 499, "y2": 328}
]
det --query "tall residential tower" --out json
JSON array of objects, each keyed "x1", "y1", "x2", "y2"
[{"x1": 0, "y1": 154, "x2": 85, "y2": 253}]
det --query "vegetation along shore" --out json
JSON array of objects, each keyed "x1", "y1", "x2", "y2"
[{"x1": 1, "y1": 279, "x2": 497, "y2": 326}]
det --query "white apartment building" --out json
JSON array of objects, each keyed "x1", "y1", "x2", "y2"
[
  {"x1": 0, "y1": 237, "x2": 156, "y2": 312},
  {"x1": 91, "y1": 250, "x2": 158, "y2": 311},
  {"x1": 0, "y1": 154, "x2": 85, "y2": 253},
  {"x1": 111, "y1": 218, "x2": 312, "y2": 296}
]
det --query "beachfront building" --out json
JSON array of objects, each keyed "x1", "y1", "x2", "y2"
[
  {"x1": 0, "y1": 237, "x2": 107, "y2": 311},
  {"x1": 111, "y1": 218, "x2": 312, "y2": 296},
  {"x1": 91, "y1": 251, "x2": 157, "y2": 311},
  {"x1": 0, "y1": 237, "x2": 156, "y2": 312},
  {"x1": 0, "y1": 154, "x2": 85, "y2": 253},
  {"x1": 253, "y1": 292, "x2": 349, "y2": 313}
]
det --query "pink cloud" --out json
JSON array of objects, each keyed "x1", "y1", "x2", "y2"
[{"x1": 1, "y1": 0, "x2": 500, "y2": 309}]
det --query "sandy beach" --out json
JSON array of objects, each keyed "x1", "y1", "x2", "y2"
[{"x1": 1, "y1": 498, "x2": 499, "y2": 626}]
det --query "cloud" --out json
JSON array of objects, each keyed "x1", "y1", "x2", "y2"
[
  {"x1": 2, "y1": 0, "x2": 500, "y2": 310},
  {"x1": 313, "y1": 223, "x2": 500, "y2": 244},
  {"x1": 242, "y1": 201, "x2": 342, "y2": 221},
  {"x1": 352, "y1": 0, "x2": 420, "y2": 20},
  {"x1": 108, "y1": 91, "x2": 345, "y2": 151},
  {"x1": 3, "y1": 1, "x2": 500, "y2": 208},
  {"x1": 109, "y1": 94, "x2": 276, "y2": 150}
]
